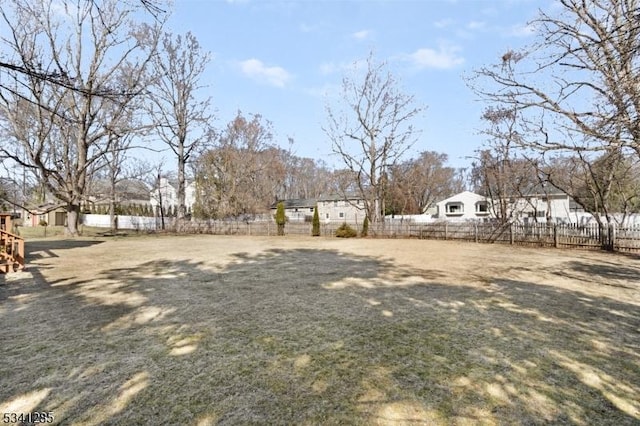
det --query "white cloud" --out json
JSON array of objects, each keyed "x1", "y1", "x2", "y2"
[
  {"x1": 467, "y1": 21, "x2": 486, "y2": 30},
  {"x1": 303, "y1": 83, "x2": 341, "y2": 99},
  {"x1": 319, "y1": 62, "x2": 338, "y2": 75},
  {"x1": 299, "y1": 22, "x2": 318, "y2": 33},
  {"x1": 434, "y1": 18, "x2": 454, "y2": 29},
  {"x1": 352, "y1": 29, "x2": 371, "y2": 40},
  {"x1": 238, "y1": 59, "x2": 292, "y2": 88},
  {"x1": 507, "y1": 22, "x2": 536, "y2": 37},
  {"x1": 405, "y1": 43, "x2": 464, "y2": 70}
]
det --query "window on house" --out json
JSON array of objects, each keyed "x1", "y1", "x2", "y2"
[
  {"x1": 326, "y1": 213, "x2": 329, "y2": 219},
  {"x1": 476, "y1": 202, "x2": 488, "y2": 213},
  {"x1": 536, "y1": 210, "x2": 546, "y2": 218},
  {"x1": 339, "y1": 212, "x2": 344, "y2": 218},
  {"x1": 446, "y1": 202, "x2": 463, "y2": 214},
  {"x1": 310, "y1": 208, "x2": 314, "y2": 212}
]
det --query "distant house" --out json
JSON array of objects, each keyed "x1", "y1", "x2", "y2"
[
  {"x1": 316, "y1": 194, "x2": 367, "y2": 224},
  {"x1": 85, "y1": 178, "x2": 152, "y2": 213},
  {"x1": 432, "y1": 187, "x2": 585, "y2": 223},
  {"x1": 22, "y1": 203, "x2": 68, "y2": 227},
  {"x1": 433, "y1": 191, "x2": 492, "y2": 221},
  {"x1": 149, "y1": 178, "x2": 196, "y2": 215},
  {"x1": 509, "y1": 185, "x2": 584, "y2": 223},
  {"x1": 271, "y1": 194, "x2": 367, "y2": 224},
  {"x1": 272, "y1": 199, "x2": 317, "y2": 222}
]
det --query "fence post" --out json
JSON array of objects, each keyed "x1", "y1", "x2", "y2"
[
  {"x1": 598, "y1": 223, "x2": 607, "y2": 251},
  {"x1": 474, "y1": 223, "x2": 478, "y2": 243},
  {"x1": 445, "y1": 223, "x2": 448, "y2": 240},
  {"x1": 553, "y1": 223, "x2": 559, "y2": 248},
  {"x1": 509, "y1": 223, "x2": 514, "y2": 245},
  {"x1": 609, "y1": 223, "x2": 616, "y2": 251}
]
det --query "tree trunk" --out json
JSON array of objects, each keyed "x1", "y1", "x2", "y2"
[
  {"x1": 109, "y1": 201, "x2": 117, "y2": 233},
  {"x1": 65, "y1": 202, "x2": 81, "y2": 236},
  {"x1": 109, "y1": 178, "x2": 117, "y2": 233},
  {"x1": 177, "y1": 146, "x2": 186, "y2": 232}
]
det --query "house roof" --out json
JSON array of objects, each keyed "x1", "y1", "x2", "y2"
[
  {"x1": 436, "y1": 191, "x2": 488, "y2": 205},
  {"x1": 271, "y1": 199, "x2": 317, "y2": 209},
  {"x1": 517, "y1": 182, "x2": 567, "y2": 197},
  {"x1": 318, "y1": 193, "x2": 362, "y2": 201},
  {"x1": 271, "y1": 193, "x2": 364, "y2": 209}
]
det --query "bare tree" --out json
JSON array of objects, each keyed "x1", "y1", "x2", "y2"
[
  {"x1": 469, "y1": 0, "x2": 640, "y2": 226},
  {"x1": 101, "y1": 134, "x2": 153, "y2": 232},
  {"x1": 469, "y1": 106, "x2": 549, "y2": 223},
  {"x1": 0, "y1": 0, "x2": 167, "y2": 91},
  {"x1": 147, "y1": 31, "x2": 213, "y2": 230},
  {"x1": 274, "y1": 153, "x2": 337, "y2": 201},
  {"x1": 323, "y1": 51, "x2": 424, "y2": 224},
  {"x1": 0, "y1": 0, "x2": 163, "y2": 235},
  {"x1": 388, "y1": 151, "x2": 464, "y2": 215},
  {"x1": 543, "y1": 149, "x2": 640, "y2": 225},
  {"x1": 194, "y1": 112, "x2": 284, "y2": 220}
]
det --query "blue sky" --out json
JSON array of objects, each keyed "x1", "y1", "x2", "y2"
[{"x1": 165, "y1": 0, "x2": 552, "y2": 170}]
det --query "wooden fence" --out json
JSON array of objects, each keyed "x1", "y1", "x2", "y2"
[
  {"x1": 408, "y1": 222, "x2": 640, "y2": 252},
  {"x1": 177, "y1": 220, "x2": 640, "y2": 252}
]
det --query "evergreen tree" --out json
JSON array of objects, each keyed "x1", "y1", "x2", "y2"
[
  {"x1": 275, "y1": 202, "x2": 286, "y2": 236},
  {"x1": 312, "y1": 204, "x2": 320, "y2": 236}
]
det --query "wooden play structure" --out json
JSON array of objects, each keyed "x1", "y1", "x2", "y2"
[{"x1": 0, "y1": 213, "x2": 25, "y2": 273}]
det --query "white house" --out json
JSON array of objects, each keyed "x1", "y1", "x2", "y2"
[
  {"x1": 149, "y1": 178, "x2": 196, "y2": 215},
  {"x1": 510, "y1": 186, "x2": 584, "y2": 223},
  {"x1": 433, "y1": 191, "x2": 492, "y2": 221},
  {"x1": 432, "y1": 188, "x2": 585, "y2": 223}
]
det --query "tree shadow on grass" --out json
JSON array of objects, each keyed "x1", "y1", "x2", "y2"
[
  {"x1": 0, "y1": 247, "x2": 638, "y2": 425},
  {"x1": 25, "y1": 239, "x2": 105, "y2": 261},
  {"x1": 555, "y1": 260, "x2": 640, "y2": 288}
]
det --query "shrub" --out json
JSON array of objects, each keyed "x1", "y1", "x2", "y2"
[
  {"x1": 361, "y1": 216, "x2": 369, "y2": 237},
  {"x1": 275, "y1": 201, "x2": 286, "y2": 236},
  {"x1": 312, "y1": 204, "x2": 320, "y2": 236},
  {"x1": 335, "y1": 222, "x2": 357, "y2": 238}
]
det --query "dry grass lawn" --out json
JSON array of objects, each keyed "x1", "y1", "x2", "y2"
[{"x1": 1, "y1": 235, "x2": 639, "y2": 425}]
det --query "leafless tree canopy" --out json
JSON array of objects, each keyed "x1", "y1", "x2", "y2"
[
  {"x1": 193, "y1": 112, "x2": 284, "y2": 220},
  {"x1": 0, "y1": 0, "x2": 163, "y2": 234},
  {"x1": 469, "y1": 0, "x2": 640, "y2": 225},
  {"x1": 324, "y1": 51, "x2": 425, "y2": 223},
  {"x1": 147, "y1": 30, "x2": 213, "y2": 226},
  {"x1": 388, "y1": 151, "x2": 464, "y2": 215}
]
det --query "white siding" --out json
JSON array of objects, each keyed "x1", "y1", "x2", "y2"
[{"x1": 435, "y1": 191, "x2": 493, "y2": 221}]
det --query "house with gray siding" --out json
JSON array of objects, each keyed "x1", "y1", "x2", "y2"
[{"x1": 271, "y1": 194, "x2": 366, "y2": 224}]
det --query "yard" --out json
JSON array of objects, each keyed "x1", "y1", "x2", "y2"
[{"x1": 1, "y1": 235, "x2": 639, "y2": 425}]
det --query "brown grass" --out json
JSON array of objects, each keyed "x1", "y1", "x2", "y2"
[{"x1": 1, "y1": 235, "x2": 639, "y2": 425}]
